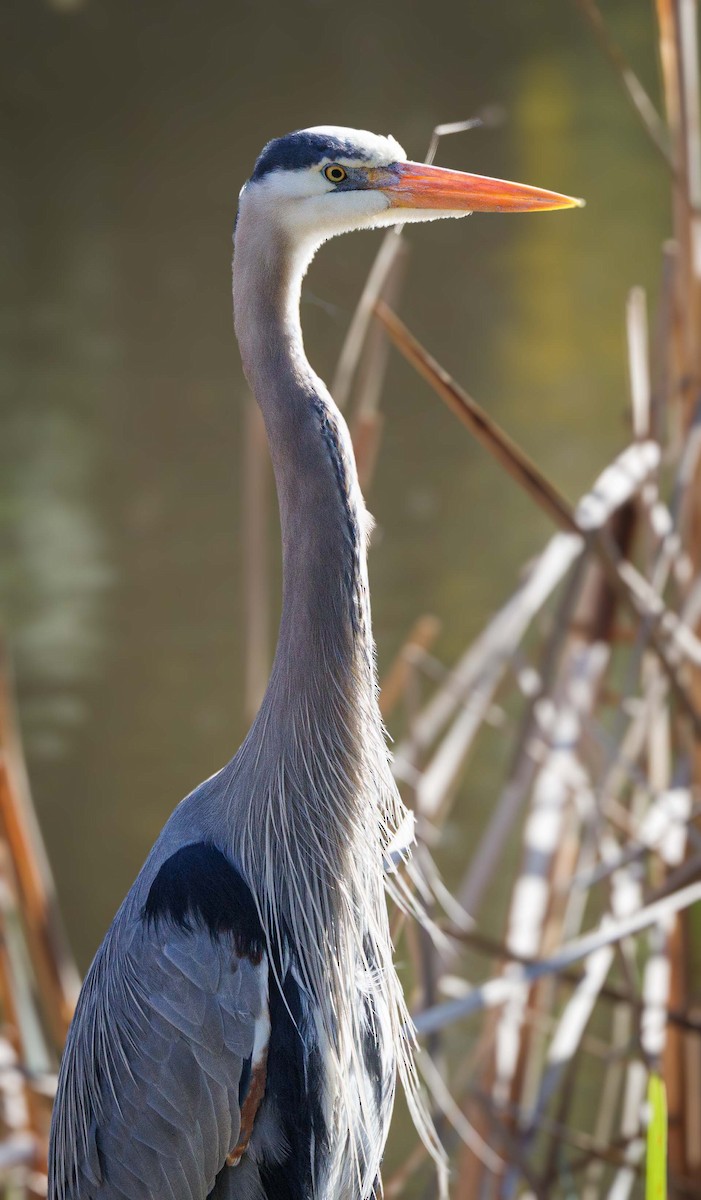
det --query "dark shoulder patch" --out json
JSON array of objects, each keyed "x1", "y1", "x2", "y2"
[
  {"x1": 143, "y1": 843, "x2": 265, "y2": 961},
  {"x1": 250, "y1": 130, "x2": 369, "y2": 181}
]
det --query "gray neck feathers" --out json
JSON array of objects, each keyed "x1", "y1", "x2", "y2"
[
  {"x1": 228, "y1": 197, "x2": 436, "y2": 1200},
  {"x1": 230, "y1": 198, "x2": 405, "y2": 1196},
  {"x1": 232, "y1": 207, "x2": 377, "y2": 779}
]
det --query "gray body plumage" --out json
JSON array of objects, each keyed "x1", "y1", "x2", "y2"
[
  {"x1": 50, "y1": 781, "x2": 397, "y2": 1200},
  {"x1": 49, "y1": 126, "x2": 426, "y2": 1200},
  {"x1": 50, "y1": 823, "x2": 262, "y2": 1198}
]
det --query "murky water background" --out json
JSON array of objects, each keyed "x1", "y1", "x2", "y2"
[{"x1": 1, "y1": 0, "x2": 666, "y2": 993}]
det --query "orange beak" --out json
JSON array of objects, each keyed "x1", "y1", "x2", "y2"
[{"x1": 376, "y1": 160, "x2": 584, "y2": 214}]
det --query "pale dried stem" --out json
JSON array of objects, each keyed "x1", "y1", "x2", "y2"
[
  {"x1": 414, "y1": 881, "x2": 701, "y2": 1036},
  {"x1": 627, "y1": 286, "x2": 651, "y2": 440}
]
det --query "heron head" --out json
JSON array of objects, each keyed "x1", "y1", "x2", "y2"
[{"x1": 238, "y1": 124, "x2": 583, "y2": 250}]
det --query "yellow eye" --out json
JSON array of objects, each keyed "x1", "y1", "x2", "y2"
[{"x1": 324, "y1": 164, "x2": 348, "y2": 183}]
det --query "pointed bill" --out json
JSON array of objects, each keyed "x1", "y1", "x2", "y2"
[{"x1": 379, "y1": 161, "x2": 584, "y2": 213}]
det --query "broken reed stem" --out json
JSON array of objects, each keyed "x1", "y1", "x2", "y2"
[
  {"x1": 449, "y1": 925, "x2": 701, "y2": 1035},
  {"x1": 375, "y1": 301, "x2": 573, "y2": 530},
  {"x1": 351, "y1": 239, "x2": 408, "y2": 489},
  {"x1": 374, "y1": 299, "x2": 701, "y2": 734},
  {"x1": 414, "y1": 884, "x2": 701, "y2": 1035}
]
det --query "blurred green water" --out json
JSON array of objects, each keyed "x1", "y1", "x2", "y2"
[{"x1": 0, "y1": 0, "x2": 667, "y2": 994}]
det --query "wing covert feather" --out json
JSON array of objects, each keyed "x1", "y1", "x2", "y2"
[{"x1": 50, "y1": 910, "x2": 267, "y2": 1200}]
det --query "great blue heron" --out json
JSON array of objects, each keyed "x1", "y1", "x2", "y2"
[{"x1": 48, "y1": 125, "x2": 580, "y2": 1200}]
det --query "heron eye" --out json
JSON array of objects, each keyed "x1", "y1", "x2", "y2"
[{"x1": 324, "y1": 164, "x2": 348, "y2": 183}]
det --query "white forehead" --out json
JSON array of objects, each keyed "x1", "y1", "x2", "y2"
[{"x1": 302, "y1": 125, "x2": 406, "y2": 167}]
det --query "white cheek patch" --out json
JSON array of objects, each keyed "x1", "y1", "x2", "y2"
[{"x1": 274, "y1": 185, "x2": 392, "y2": 242}]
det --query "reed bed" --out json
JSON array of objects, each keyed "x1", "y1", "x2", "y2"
[
  {"x1": 331, "y1": 4, "x2": 701, "y2": 1195},
  {"x1": 0, "y1": 644, "x2": 79, "y2": 1196}
]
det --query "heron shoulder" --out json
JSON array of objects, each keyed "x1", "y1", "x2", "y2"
[
  {"x1": 49, "y1": 843, "x2": 269, "y2": 1200},
  {"x1": 143, "y1": 841, "x2": 265, "y2": 960}
]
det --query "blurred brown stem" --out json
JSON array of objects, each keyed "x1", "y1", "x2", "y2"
[{"x1": 574, "y1": 0, "x2": 673, "y2": 169}]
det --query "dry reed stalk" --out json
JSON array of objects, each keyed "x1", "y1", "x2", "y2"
[
  {"x1": 685, "y1": 1005, "x2": 701, "y2": 1176},
  {"x1": 350, "y1": 240, "x2": 408, "y2": 491},
  {"x1": 627, "y1": 286, "x2": 652, "y2": 440},
  {"x1": 332, "y1": 232, "x2": 406, "y2": 413},
  {"x1": 457, "y1": 554, "x2": 590, "y2": 922},
  {"x1": 0, "y1": 646, "x2": 78, "y2": 1052},
  {"x1": 384, "y1": 292, "x2": 686, "y2": 1190},
  {"x1": 590, "y1": 806, "x2": 652, "y2": 1198},
  {"x1": 469, "y1": 1086, "x2": 647, "y2": 1188},
  {"x1": 394, "y1": 405, "x2": 690, "y2": 817},
  {"x1": 485, "y1": 528, "x2": 624, "y2": 1193},
  {"x1": 448, "y1": 927, "x2": 701, "y2": 1035},
  {"x1": 423, "y1": 116, "x2": 496, "y2": 169},
  {"x1": 383, "y1": 1140, "x2": 430, "y2": 1199},
  {"x1": 673, "y1": 404, "x2": 701, "y2": 563},
  {"x1": 392, "y1": 530, "x2": 583, "y2": 788},
  {"x1": 417, "y1": 1049, "x2": 503, "y2": 1175},
  {"x1": 664, "y1": 913, "x2": 689, "y2": 1181},
  {"x1": 537, "y1": 944, "x2": 615, "y2": 1177},
  {"x1": 413, "y1": 665, "x2": 513, "y2": 824},
  {"x1": 679, "y1": 0, "x2": 701, "y2": 356},
  {"x1": 574, "y1": 0, "x2": 673, "y2": 168},
  {"x1": 414, "y1": 881, "x2": 701, "y2": 1036},
  {"x1": 661, "y1": 1, "x2": 701, "y2": 387},
  {"x1": 654, "y1": 6, "x2": 701, "y2": 1185},
  {"x1": 592, "y1": 503, "x2": 681, "y2": 1194},
  {"x1": 581, "y1": 1004, "x2": 634, "y2": 1200},
  {"x1": 397, "y1": 7, "x2": 701, "y2": 1191},
  {"x1": 608, "y1": 281, "x2": 684, "y2": 1196},
  {"x1": 379, "y1": 615, "x2": 441, "y2": 720},
  {"x1": 651, "y1": 241, "x2": 678, "y2": 444},
  {"x1": 505, "y1": 825, "x2": 588, "y2": 1190},
  {"x1": 0, "y1": 869, "x2": 47, "y2": 1191},
  {"x1": 333, "y1": 114, "x2": 487, "y2": 415},
  {"x1": 375, "y1": 301, "x2": 574, "y2": 530},
  {"x1": 375, "y1": 300, "x2": 701, "y2": 730},
  {"x1": 573, "y1": 786, "x2": 698, "y2": 890},
  {"x1": 637, "y1": 659, "x2": 681, "y2": 1085}
]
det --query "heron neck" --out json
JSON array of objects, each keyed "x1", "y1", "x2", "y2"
[{"x1": 233, "y1": 219, "x2": 374, "y2": 719}]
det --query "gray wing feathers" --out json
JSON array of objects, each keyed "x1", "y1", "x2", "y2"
[
  {"x1": 210, "y1": 1158, "x2": 267, "y2": 1200},
  {"x1": 51, "y1": 918, "x2": 266, "y2": 1200}
]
